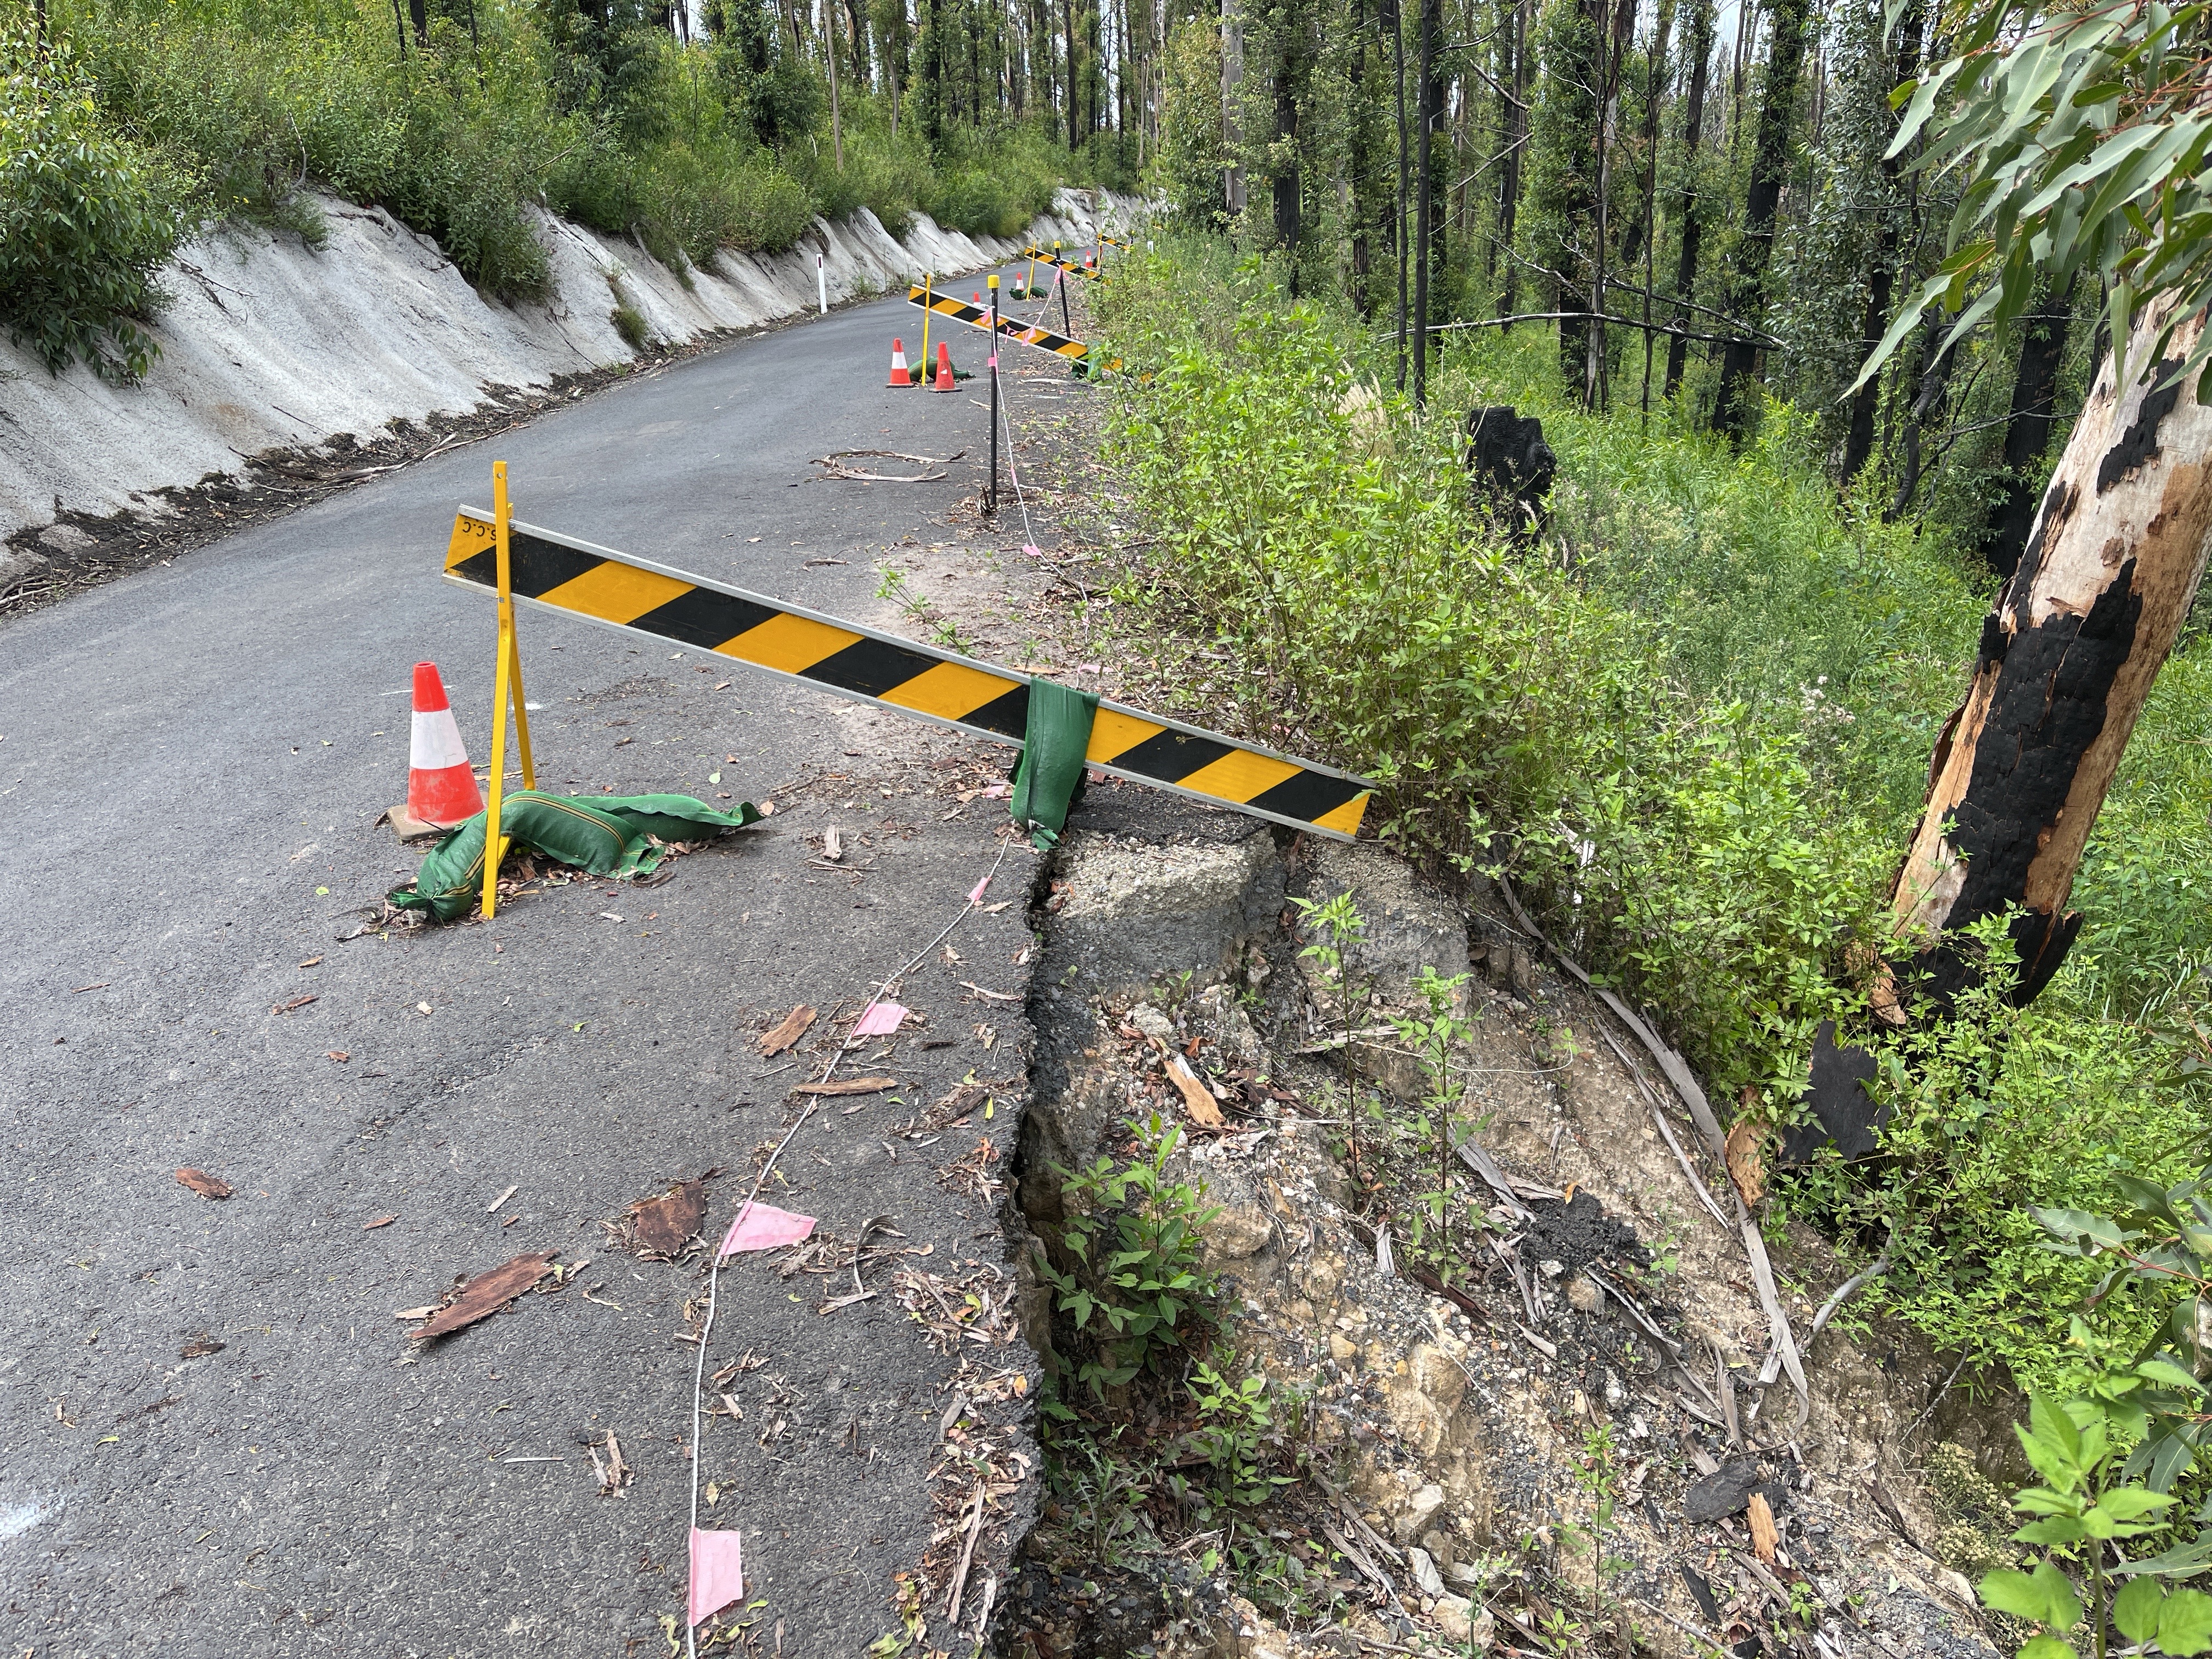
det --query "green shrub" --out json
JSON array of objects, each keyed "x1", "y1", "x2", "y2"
[
  {"x1": 1096, "y1": 245, "x2": 1889, "y2": 1099},
  {"x1": 0, "y1": 24, "x2": 184, "y2": 380},
  {"x1": 1036, "y1": 1114, "x2": 1220, "y2": 1399}
]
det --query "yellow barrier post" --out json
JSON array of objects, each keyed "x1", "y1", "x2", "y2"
[
  {"x1": 918, "y1": 270, "x2": 933, "y2": 376},
  {"x1": 481, "y1": 459, "x2": 526, "y2": 920}
]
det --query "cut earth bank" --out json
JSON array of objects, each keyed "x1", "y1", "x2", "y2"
[
  {"x1": 986, "y1": 794, "x2": 2023, "y2": 1657},
  {"x1": 0, "y1": 184, "x2": 1135, "y2": 584}
]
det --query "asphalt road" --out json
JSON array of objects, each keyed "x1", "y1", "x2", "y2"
[{"x1": 1, "y1": 267, "x2": 1089, "y2": 1657}]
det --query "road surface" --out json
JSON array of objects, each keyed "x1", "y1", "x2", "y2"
[{"x1": 1, "y1": 268, "x2": 1092, "y2": 1657}]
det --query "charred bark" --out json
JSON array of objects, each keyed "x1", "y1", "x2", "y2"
[
  {"x1": 1350, "y1": 0, "x2": 1372, "y2": 314},
  {"x1": 1410, "y1": 0, "x2": 1439, "y2": 405},
  {"x1": 1839, "y1": 2, "x2": 1923, "y2": 489},
  {"x1": 1495, "y1": 0, "x2": 1528, "y2": 326},
  {"x1": 1978, "y1": 274, "x2": 2079, "y2": 585},
  {"x1": 1662, "y1": 0, "x2": 1713, "y2": 400},
  {"x1": 1272, "y1": 4, "x2": 1302, "y2": 290},
  {"x1": 1711, "y1": 0, "x2": 1812, "y2": 439},
  {"x1": 1891, "y1": 300, "x2": 2212, "y2": 1009},
  {"x1": 1884, "y1": 313, "x2": 1953, "y2": 522}
]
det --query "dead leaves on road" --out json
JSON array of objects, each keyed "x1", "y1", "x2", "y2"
[
  {"x1": 408, "y1": 1252, "x2": 558, "y2": 1344},
  {"x1": 758, "y1": 1005, "x2": 816, "y2": 1056},
  {"x1": 620, "y1": 1177, "x2": 708, "y2": 1258},
  {"x1": 176, "y1": 1169, "x2": 232, "y2": 1200},
  {"x1": 937, "y1": 1138, "x2": 1003, "y2": 1206}
]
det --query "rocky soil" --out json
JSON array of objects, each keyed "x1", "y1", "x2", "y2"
[{"x1": 980, "y1": 799, "x2": 2016, "y2": 1658}]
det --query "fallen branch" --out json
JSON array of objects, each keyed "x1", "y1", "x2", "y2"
[
  {"x1": 1807, "y1": 1249, "x2": 1891, "y2": 1345},
  {"x1": 1496, "y1": 875, "x2": 1809, "y2": 1433},
  {"x1": 1596, "y1": 1026, "x2": 1731, "y2": 1231},
  {"x1": 810, "y1": 447, "x2": 966, "y2": 482}
]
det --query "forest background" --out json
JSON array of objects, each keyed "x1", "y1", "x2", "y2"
[
  {"x1": 10, "y1": 0, "x2": 2212, "y2": 1633},
  {"x1": 1096, "y1": 0, "x2": 2212, "y2": 1553}
]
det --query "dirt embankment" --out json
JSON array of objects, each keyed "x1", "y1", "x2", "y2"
[
  {"x1": 872, "y1": 314, "x2": 2019, "y2": 1656},
  {"x1": 992, "y1": 812, "x2": 2012, "y2": 1657}
]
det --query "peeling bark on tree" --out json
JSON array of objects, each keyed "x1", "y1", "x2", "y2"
[{"x1": 1891, "y1": 300, "x2": 2212, "y2": 1010}]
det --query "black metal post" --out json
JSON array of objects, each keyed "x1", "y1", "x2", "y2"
[{"x1": 988, "y1": 275, "x2": 1001, "y2": 516}]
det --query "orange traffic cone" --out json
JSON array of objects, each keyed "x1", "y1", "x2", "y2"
[
  {"x1": 928, "y1": 341, "x2": 956, "y2": 392},
  {"x1": 887, "y1": 337, "x2": 913, "y2": 387},
  {"x1": 407, "y1": 662, "x2": 484, "y2": 828}
]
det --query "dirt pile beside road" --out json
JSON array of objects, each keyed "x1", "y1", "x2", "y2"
[{"x1": 994, "y1": 810, "x2": 2007, "y2": 1658}]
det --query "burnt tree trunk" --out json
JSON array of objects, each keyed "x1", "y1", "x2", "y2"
[
  {"x1": 1711, "y1": 0, "x2": 1811, "y2": 439},
  {"x1": 1885, "y1": 314, "x2": 1954, "y2": 521},
  {"x1": 1380, "y1": 0, "x2": 1408, "y2": 384},
  {"x1": 1272, "y1": 3, "x2": 1302, "y2": 290},
  {"x1": 1891, "y1": 300, "x2": 2212, "y2": 1009},
  {"x1": 1637, "y1": 0, "x2": 1675, "y2": 413},
  {"x1": 1495, "y1": 0, "x2": 1527, "y2": 327},
  {"x1": 1410, "y1": 0, "x2": 1438, "y2": 405},
  {"x1": 1662, "y1": 0, "x2": 1713, "y2": 400},
  {"x1": 1978, "y1": 274, "x2": 2080, "y2": 585},
  {"x1": 1838, "y1": 1, "x2": 1923, "y2": 489},
  {"x1": 1350, "y1": 0, "x2": 1372, "y2": 314}
]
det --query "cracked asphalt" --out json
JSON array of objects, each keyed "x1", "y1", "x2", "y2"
[{"x1": 0, "y1": 268, "x2": 1092, "y2": 1657}]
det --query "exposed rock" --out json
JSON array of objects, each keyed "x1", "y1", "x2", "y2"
[
  {"x1": 1004, "y1": 813, "x2": 2002, "y2": 1659},
  {"x1": 1434, "y1": 1593, "x2": 1487, "y2": 1645},
  {"x1": 1406, "y1": 1545, "x2": 1447, "y2": 1599},
  {"x1": 0, "y1": 544, "x2": 48, "y2": 589},
  {"x1": 1131, "y1": 1004, "x2": 1177, "y2": 1045},
  {"x1": 1045, "y1": 827, "x2": 1283, "y2": 1003},
  {"x1": 1206, "y1": 1200, "x2": 1274, "y2": 1261},
  {"x1": 1296, "y1": 842, "x2": 1469, "y2": 1000}
]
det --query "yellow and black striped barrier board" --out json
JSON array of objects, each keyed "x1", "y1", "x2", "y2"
[
  {"x1": 905, "y1": 287, "x2": 1118, "y2": 370},
  {"x1": 442, "y1": 511, "x2": 1373, "y2": 840},
  {"x1": 1022, "y1": 246, "x2": 1107, "y2": 282}
]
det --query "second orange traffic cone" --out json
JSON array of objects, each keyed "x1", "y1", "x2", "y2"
[
  {"x1": 887, "y1": 337, "x2": 913, "y2": 387},
  {"x1": 928, "y1": 341, "x2": 955, "y2": 392},
  {"x1": 407, "y1": 662, "x2": 484, "y2": 828}
]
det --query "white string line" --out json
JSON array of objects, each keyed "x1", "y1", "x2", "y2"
[
  {"x1": 994, "y1": 340, "x2": 1041, "y2": 555},
  {"x1": 684, "y1": 1098, "x2": 816, "y2": 1659},
  {"x1": 682, "y1": 835, "x2": 1015, "y2": 1658}
]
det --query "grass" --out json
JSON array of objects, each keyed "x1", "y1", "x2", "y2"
[
  {"x1": 1088, "y1": 232, "x2": 2212, "y2": 1396},
  {"x1": 6, "y1": 0, "x2": 1099, "y2": 377}
]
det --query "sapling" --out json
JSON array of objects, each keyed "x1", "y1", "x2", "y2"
[{"x1": 1391, "y1": 966, "x2": 1476, "y2": 1257}]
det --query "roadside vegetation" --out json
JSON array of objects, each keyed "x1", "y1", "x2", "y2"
[
  {"x1": 1031, "y1": 0, "x2": 2212, "y2": 1638},
  {"x1": 1091, "y1": 228, "x2": 2212, "y2": 1418},
  {"x1": 1, "y1": 0, "x2": 1126, "y2": 379}
]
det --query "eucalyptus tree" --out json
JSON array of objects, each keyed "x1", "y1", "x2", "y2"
[
  {"x1": 1711, "y1": 0, "x2": 1813, "y2": 437},
  {"x1": 1857, "y1": 0, "x2": 2212, "y2": 1010}
]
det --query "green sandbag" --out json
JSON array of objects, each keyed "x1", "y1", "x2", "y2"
[
  {"x1": 389, "y1": 790, "x2": 763, "y2": 922},
  {"x1": 1009, "y1": 676, "x2": 1099, "y2": 849}
]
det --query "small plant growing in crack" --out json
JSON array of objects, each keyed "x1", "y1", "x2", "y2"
[
  {"x1": 1390, "y1": 966, "x2": 1477, "y2": 1260},
  {"x1": 1035, "y1": 1113, "x2": 1220, "y2": 1398},
  {"x1": 1290, "y1": 890, "x2": 1373, "y2": 1177}
]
